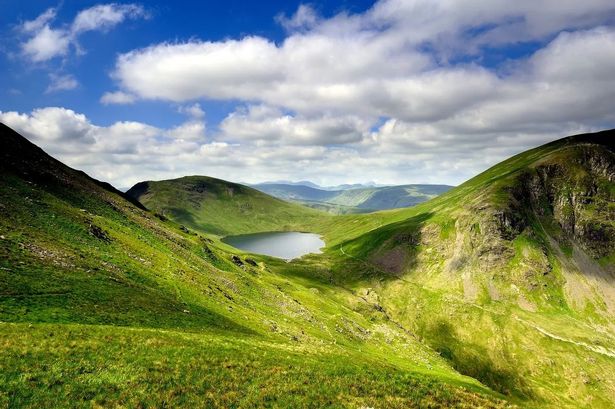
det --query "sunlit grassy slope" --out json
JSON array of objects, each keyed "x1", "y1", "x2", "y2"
[
  {"x1": 126, "y1": 176, "x2": 328, "y2": 236},
  {"x1": 0, "y1": 123, "x2": 512, "y2": 407},
  {"x1": 309, "y1": 130, "x2": 615, "y2": 408},
  {"x1": 118, "y1": 128, "x2": 615, "y2": 407}
]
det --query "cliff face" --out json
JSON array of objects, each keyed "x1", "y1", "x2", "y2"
[
  {"x1": 510, "y1": 144, "x2": 615, "y2": 259},
  {"x1": 340, "y1": 132, "x2": 615, "y2": 405},
  {"x1": 461, "y1": 141, "x2": 615, "y2": 305},
  {"x1": 462, "y1": 141, "x2": 615, "y2": 315},
  {"x1": 359, "y1": 132, "x2": 615, "y2": 306}
]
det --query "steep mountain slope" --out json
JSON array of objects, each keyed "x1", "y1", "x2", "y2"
[
  {"x1": 0, "y1": 123, "x2": 510, "y2": 407},
  {"x1": 318, "y1": 129, "x2": 615, "y2": 407},
  {"x1": 253, "y1": 182, "x2": 453, "y2": 213},
  {"x1": 126, "y1": 176, "x2": 328, "y2": 236}
]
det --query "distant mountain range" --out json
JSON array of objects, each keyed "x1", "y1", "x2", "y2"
[
  {"x1": 253, "y1": 180, "x2": 388, "y2": 191},
  {"x1": 251, "y1": 182, "x2": 453, "y2": 213}
]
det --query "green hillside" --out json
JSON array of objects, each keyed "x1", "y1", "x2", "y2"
[
  {"x1": 315, "y1": 130, "x2": 615, "y2": 407},
  {"x1": 0, "y1": 123, "x2": 512, "y2": 407},
  {"x1": 126, "y1": 176, "x2": 328, "y2": 236},
  {"x1": 253, "y1": 183, "x2": 453, "y2": 213},
  {"x1": 2, "y1": 122, "x2": 615, "y2": 408}
]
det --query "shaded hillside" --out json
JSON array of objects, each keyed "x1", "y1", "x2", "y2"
[
  {"x1": 318, "y1": 129, "x2": 615, "y2": 407},
  {"x1": 0, "y1": 123, "x2": 510, "y2": 408},
  {"x1": 253, "y1": 182, "x2": 453, "y2": 213},
  {"x1": 127, "y1": 176, "x2": 328, "y2": 236}
]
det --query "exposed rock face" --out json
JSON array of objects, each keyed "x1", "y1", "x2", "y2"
[
  {"x1": 89, "y1": 223, "x2": 111, "y2": 243},
  {"x1": 231, "y1": 255, "x2": 244, "y2": 267},
  {"x1": 493, "y1": 207, "x2": 527, "y2": 241},
  {"x1": 509, "y1": 145, "x2": 615, "y2": 258},
  {"x1": 363, "y1": 138, "x2": 614, "y2": 298}
]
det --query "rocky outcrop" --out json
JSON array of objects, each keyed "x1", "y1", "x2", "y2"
[{"x1": 507, "y1": 144, "x2": 615, "y2": 258}]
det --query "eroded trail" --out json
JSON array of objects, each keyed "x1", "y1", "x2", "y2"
[{"x1": 514, "y1": 317, "x2": 615, "y2": 359}]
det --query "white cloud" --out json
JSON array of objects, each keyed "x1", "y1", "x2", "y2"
[
  {"x1": 7, "y1": 1, "x2": 615, "y2": 187},
  {"x1": 167, "y1": 120, "x2": 206, "y2": 141},
  {"x1": 114, "y1": 37, "x2": 283, "y2": 101},
  {"x1": 71, "y1": 4, "x2": 146, "y2": 34},
  {"x1": 0, "y1": 107, "x2": 95, "y2": 146},
  {"x1": 0, "y1": 106, "x2": 600, "y2": 188},
  {"x1": 100, "y1": 91, "x2": 136, "y2": 105},
  {"x1": 22, "y1": 25, "x2": 71, "y2": 62},
  {"x1": 46, "y1": 74, "x2": 79, "y2": 93},
  {"x1": 364, "y1": 0, "x2": 615, "y2": 57},
  {"x1": 19, "y1": 3, "x2": 146, "y2": 63},
  {"x1": 104, "y1": 1, "x2": 615, "y2": 186},
  {"x1": 276, "y1": 4, "x2": 319, "y2": 32},
  {"x1": 220, "y1": 105, "x2": 369, "y2": 145},
  {"x1": 108, "y1": 2, "x2": 615, "y2": 128},
  {"x1": 0, "y1": 107, "x2": 216, "y2": 185},
  {"x1": 0, "y1": 107, "x2": 365, "y2": 187},
  {"x1": 178, "y1": 103, "x2": 205, "y2": 119},
  {"x1": 21, "y1": 8, "x2": 57, "y2": 33},
  {"x1": 109, "y1": 0, "x2": 615, "y2": 103}
]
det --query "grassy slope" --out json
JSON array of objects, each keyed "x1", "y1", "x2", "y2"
[
  {"x1": 253, "y1": 183, "x2": 453, "y2": 213},
  {"x1": 126, "y1": 176, "x2": 328, "y2": 236},
  {"x1": 0, "y1": 124, "x2": 510, "y2": 407},
  {"x1": 118, "y1": 129, "x2": 615, "y2": 408},
  {"x1": 312, "y1": 130, "x2": 615, "y2": 408}
]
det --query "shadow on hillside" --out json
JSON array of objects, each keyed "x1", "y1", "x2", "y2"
[
  {"x1": 0, "y1": 290, "x2": 257, "y2": 335},
  {"x1": 0, "y1": 259, "x2": 256, "y2": 336},
  {"x1": 326, "y1": 212, "x2": 434, "y2": 285},
  {"x1": 168, "y1": 207, "x2": 224, "y2": 236},
  {"x1": 421, "y1": 319, "x2": 533, "y2": 400}
]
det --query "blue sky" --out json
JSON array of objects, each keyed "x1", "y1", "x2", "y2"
[
  {"x1": 1, "y1": 1, "x2": 376, "y2": 128},
  {"x1": 2, "y1": 1, "x2": 615, "y2": 188}
]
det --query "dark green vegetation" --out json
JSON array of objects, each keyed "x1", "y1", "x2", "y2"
[
  {"x1": 252, "y1": 182, "x2": 453, "y2": 213},
  {"x1": 1, "y1": 122, "x2": 614, "y2": 408}
]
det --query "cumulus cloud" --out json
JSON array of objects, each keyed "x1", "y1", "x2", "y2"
[
  {"x1": 0, "y1": 108, "x2": 96, "y2": 149},
  {"x1": 19, "y1": 3, "x2": 146, "y2": 63},
  {"x1": 114, "y1": 37, "x2": 283, "y2": 101},
  {"x1": 108, "y1": 1, "x2": 615, "y2": 126},
  {"x1": 0, "y1": 107, "x2": 216, "y2": 185},
  {"x1": 220, "y1": 105, "x2": 369, "y2": 145},
  {"x1": 8, "y1": 1, "x2": 615, "y2": 187},
  {"x1": 0, "y1": 105, "x2": 601, "y2": 188},
  {"x1": 22, "y1": 25, "x2": 71, "y2": 62},
  {"x1": 178, "y1": 103, "x2": 205, "y2": 119},
  {"x1": 0, "y1": 107, "x2": 370, "y2": 187},
  {"x1": 109, "y1": 0, "x2": 615, "y2": 97},
  {"x1": 101, "y1": 0, "x2": 615, "y2": 186},
  {"x1": 166, "y1": 121, "x2": 206, "y2": 142}
]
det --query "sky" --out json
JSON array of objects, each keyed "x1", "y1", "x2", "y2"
[{"x1": 1, "y1": 1, "x2": 615, "y2": 189}]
